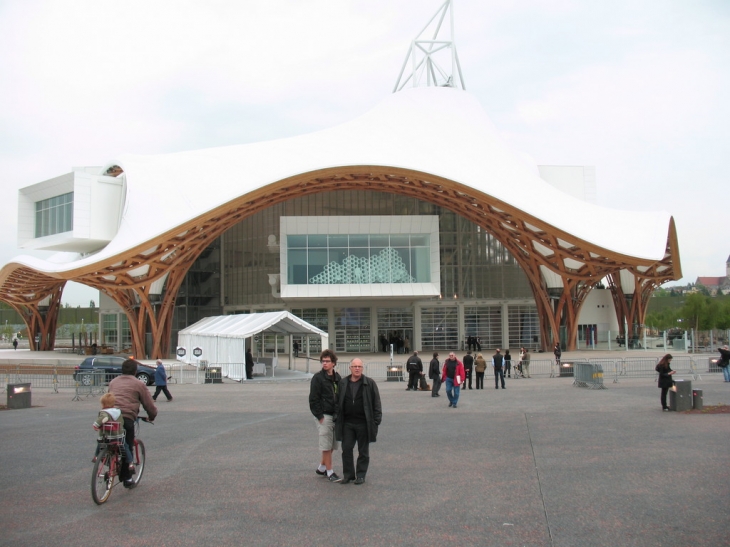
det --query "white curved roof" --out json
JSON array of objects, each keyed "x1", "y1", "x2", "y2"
[{"x1": 9, "y1": 86, "x2": 672, "y2": 274}]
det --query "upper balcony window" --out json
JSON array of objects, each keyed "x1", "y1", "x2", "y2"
[{"x1": 35, "y1": 192, "x2": 73, "y2": 237}]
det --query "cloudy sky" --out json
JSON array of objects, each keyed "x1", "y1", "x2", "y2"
[{"x1": 1, "y1": 0, "x2": 728, "y2": 306}]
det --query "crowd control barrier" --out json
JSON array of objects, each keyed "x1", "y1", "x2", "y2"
[{"x1": 572, "y1": 362, "x2": 606, "y2": 389}]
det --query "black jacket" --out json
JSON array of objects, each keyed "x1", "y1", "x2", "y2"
[
  {"x1": 406, "y1": 355, "x2": 423, "y2": 374},
  {"x1": 309, "y1": 369, "x2": 342, "y2": 420},
  {"x1": 335, "y1": 375, "x2": 382, "y2": 443},
  {"x1": 429, "y1": 358, "x2": 440, "y2": 380},
  {"x1": 718, "y1": 348, "x2": 730, "y2": 367},
  {"x1": 463, "y1": 354, "x2": 474, "y2": 370},
  {"x1": 656, "y1": 363, "x2": 674, "y2": 389}
]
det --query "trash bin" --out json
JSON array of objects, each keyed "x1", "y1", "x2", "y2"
[
  {"x1": 7, "y1": 383, "x2": 31, "y2": 409},
  {"x1": 205, "y1": 366, "x2": 222, "y2": 384},
  {"x1": 669, "y1": 380, "x2": 692, "y2": 411},
  {"x1": 692, "y1": 389, "x2": 703, "y2": 410}
]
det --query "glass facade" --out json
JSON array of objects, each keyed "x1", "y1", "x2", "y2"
[
  {"x1": 287, "y1": 234, "x2": 430, "y2": 285},
  {"x1": 221, "y1": 190, "x2": 532, "y2": 306},
  {"x1": 168, "y1": 190, "x2": 537, "y2": 353},
  {"x1": 102, "y1": 314, "x2": 117, "y2": 346},
  {"x1": 334, "y1": 307, "x2": 371, "y2": 352},
  {"x1": 507, "y1": 305, "x2": 540, "y2": 350},
  {"x1": 377, "y1": 308, "x2": 414, "y2": 354},
  {"x1": 35, "y1": 192, "x2": 73, "y2": 237},
  {"x1": 420, "y1": 307, "x2": 459, "y2": 350},
  {"x1": 464, "y1": 306, "x2": 503, "y2": 350},
  {"x1": 291, "y1": 308, "x2": 328, "y2": 353}
]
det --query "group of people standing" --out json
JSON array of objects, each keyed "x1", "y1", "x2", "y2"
[
  {"x1": 308, "y1": 350, "x2": 382, "y2": 485},
  {"x1": 421, "y1": 347, "x2": 533, "y2": 408},
  {"x1": 379, "y1": 333, "x2": 410, "y2": 354}
]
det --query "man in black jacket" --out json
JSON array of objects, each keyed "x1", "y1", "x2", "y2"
[
  {"x1": 492, "y1": 348, "x2": 505, "y2": 389},
  {"x1": 308, "y1": 349, "x2": 342, "y2": 482},
  {"x1": 406, "y1": 351, "x2": 423, "y2": 391},
  {"x1": 336, "y1": 358, "x2": 382, "y2": 485},
  {"x1": 429, "y1": 352, "x2": 441, "y2": 397},
  {"x1": 462, "y1": 350, "x2": 474, "y2": 389}
]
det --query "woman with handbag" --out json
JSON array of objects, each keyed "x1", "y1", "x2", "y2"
[{"x1": 655, "y1": 354, "x2": 675, "y2": 411}]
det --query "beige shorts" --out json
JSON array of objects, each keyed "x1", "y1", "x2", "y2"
[{"x1": 316, "y1": 414, "x2": 340, "y2": 451}]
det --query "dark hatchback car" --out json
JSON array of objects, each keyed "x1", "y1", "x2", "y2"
[{"x1": 74, "y1": 357, "x2": 156, "y2": 386}]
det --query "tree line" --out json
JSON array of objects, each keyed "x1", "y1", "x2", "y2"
[{"x1": 645, "y1": 293, "x2": 730, "y2": 333}]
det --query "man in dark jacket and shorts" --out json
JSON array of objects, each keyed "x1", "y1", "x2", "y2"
[
  {"x1": 309, "y1": 349, "x2": 342, "y2": 482},
  {"x1": 336, "y1": 358, "x2": 382, "y2": 485}
]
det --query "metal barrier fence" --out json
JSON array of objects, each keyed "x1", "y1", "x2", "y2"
[
  {"x1": 573, "y1": 362, "x2": 606, "y2": 389},
  {"x1": 1, "y1": 356, "x2": 724, "y2": 400}
]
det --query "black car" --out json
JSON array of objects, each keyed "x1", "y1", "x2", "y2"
[{"x1": 73, "y1": 357, "x2": 156, "y2": 386}]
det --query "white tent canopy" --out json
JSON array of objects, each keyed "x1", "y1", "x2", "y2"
[{"x1": 176, "y1": 312, "x2": 328, "y2": 377}]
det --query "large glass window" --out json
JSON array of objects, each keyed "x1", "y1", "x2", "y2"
[
  {"x1": 35, "y1": 192, "x2": 73, "y2": 237},
  {"x1": 291, "y1": 308, "x2": 329, "y2": 353},
  {"x1": 508, "y1": 305, "x2": 540, "y2": 350},
  {"x1": 287, "y1": 234, "x2": 430, "y2": 285},
  {"x1": 377, "y1": 308, "x2": 414, "y2": 354},
  {"x1": 102, "y1": 314, "x2": 118, "y2": 346},
  {"x1": 464, "y1": 306, "x2": 502, "y2": 350},
  {"x1": 334, "y1": 307, "x2": 371, "y2": 352},
  {"x1": 420, "y1": 307, "x2": 458, "y2": 350}
]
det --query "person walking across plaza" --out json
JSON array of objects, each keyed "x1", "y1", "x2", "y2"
[
  {"x1": 492, "y1": 348, "x2": 506, "y2": 389},
  {"x1": 474, "y1": 353, "x2": 487, "y2": 389},
  {"x1": 718, "y1": 345, "x2": 730, "y2": 382},
  {"x1": 655, "y1": 353, "x2": 675, "y2": 411},
  {"x1": 308, "y1": 349, "x2": 342, "y2": 482},
  {"x1": 441, "y1": 352, "x2": 465, "y2": 409},
  {"x1": 429, "y1": 352, "x2": 441, "y2": 397},
  {"x1": 554, "y1": 342, "x2": 562, "y2": 367},
  {"x1": 336, "y1": 358, "x2": 382, "y2": 485},
  {"x1": 152, "y1": 359, "x2": 173, "y2": 402},
  {"x1": 504, "y1": 349, "x2": 512, "y2": 378},
  {"x1": 520, "y1": 347, "x2": 531, "y2": 378},
  {"x1": 406, "y1": 351, "x2": 423, "y2": 391},
  {"x1": 462, "y1": 350, "x2": 474, "y2": 389}
]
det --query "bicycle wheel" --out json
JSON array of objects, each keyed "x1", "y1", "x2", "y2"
[
  {"x1": 91, "y1": 449, "x2": 115, "y2": 504},
  {"x1": 129, "y1": 439, "x2": 145, "y2": 487}
]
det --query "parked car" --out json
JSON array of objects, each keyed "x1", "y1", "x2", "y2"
[{"x1": 73, "y1": 357, "x2": 156, "y2": 386}]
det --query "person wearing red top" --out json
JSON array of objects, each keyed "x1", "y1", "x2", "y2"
[{"x1": 441, "y1": 352, "x2": 466, "y2": 409}]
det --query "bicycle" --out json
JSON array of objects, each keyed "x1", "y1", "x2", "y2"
[{"x1": 91, "y1": 416, "x2": 152, "y2": 505}]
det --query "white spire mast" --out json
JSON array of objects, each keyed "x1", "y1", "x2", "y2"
[{"x1": 393, "y1": 0, "x2": 466, "y2": 92}]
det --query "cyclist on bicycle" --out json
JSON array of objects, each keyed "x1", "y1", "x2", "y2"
[{"x1": 109, "y1": 359, "x2": 157, "y2": 487}]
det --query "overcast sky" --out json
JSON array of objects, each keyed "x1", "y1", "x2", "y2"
[{"x1": 1, "y1": 0, "x2": 728, "y2": 306}]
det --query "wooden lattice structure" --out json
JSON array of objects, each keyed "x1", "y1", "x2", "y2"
[{"x1": 0, "y1": 166, "x2": 681, "y2": 358}]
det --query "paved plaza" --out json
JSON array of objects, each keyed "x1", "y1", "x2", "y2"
[{"x1": 1, "y1": 353, "x2": 729, "y2": 547}]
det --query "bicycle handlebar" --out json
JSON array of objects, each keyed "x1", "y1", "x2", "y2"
[{"x1": 138, "y1": 416, "x2": 154, "y2": 424}]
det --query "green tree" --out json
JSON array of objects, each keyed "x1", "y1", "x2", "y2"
[{"x1": 717, "y1": 299, "x2": 730, "y2": 330}]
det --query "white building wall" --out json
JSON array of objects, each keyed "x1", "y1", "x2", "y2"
[
  {"x1": 17, "y1": 168, "x2": 124, "y2": 252},
  {"x1": 577, "y1": 288, "x2": 619, "y2": 341}
]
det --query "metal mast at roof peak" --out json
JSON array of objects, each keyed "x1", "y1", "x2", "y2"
[{"x1": 393, "y1": 0, "x2": 466, "y2": 92}]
